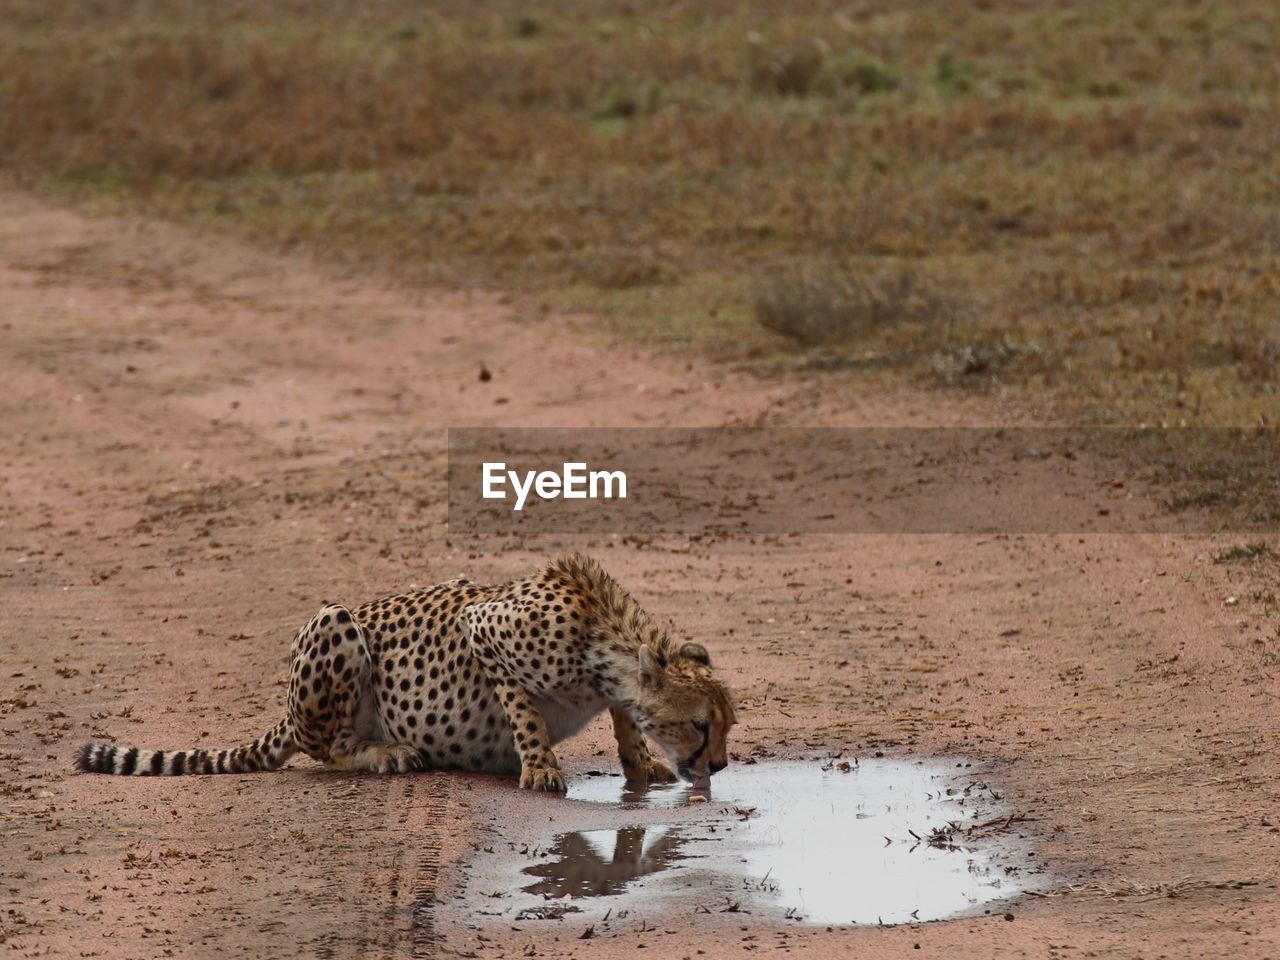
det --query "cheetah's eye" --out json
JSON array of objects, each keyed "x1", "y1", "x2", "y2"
[{"x1": 692, "y1": 720, "x2": 709, "y2": 734}]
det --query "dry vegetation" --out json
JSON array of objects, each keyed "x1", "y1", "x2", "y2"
[{"x1": 0, "y1": 0, "x2": 1277, "y2": 424}]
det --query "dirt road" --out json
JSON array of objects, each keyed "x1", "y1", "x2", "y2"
[{"x1": 2, "y1": 191, "x2": 1277, "y2": 959}]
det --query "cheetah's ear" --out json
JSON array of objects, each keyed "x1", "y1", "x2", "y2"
[
  {"x1": 679, "y1": 642, "x2": 710, "y2": 666},
  {"x1": 638, "y1": 644, "x2": 665, "y2": 689}
]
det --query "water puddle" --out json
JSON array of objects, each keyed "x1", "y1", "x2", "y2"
[{"x1": 466, "y1": 759, "x2": 1044, "y2": 927}]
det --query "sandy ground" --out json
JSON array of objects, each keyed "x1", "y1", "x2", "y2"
[{"x1": 2, "y1": 190, "x2": 1278, "y2": 959}]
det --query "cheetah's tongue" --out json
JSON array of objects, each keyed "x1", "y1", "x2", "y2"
[{"x1": 692, "y1": 774, "x2": 712, "y2": 790}]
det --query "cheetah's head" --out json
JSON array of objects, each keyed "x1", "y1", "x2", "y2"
[{"x1": 635, "y1": 642, "x2": 736, "y2": 783}]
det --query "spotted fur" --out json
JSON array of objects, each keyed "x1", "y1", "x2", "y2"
[{"x1": 73, "y1": 554, "x2": 736, "y2": 791}]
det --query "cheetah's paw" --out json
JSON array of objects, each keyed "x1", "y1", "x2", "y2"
[
  {"x1": 520, "y1": 763, "x2": 567, "y2": 793},
  {"x1": 380, "y1": 743, "x2": 425, "y2": 774}
]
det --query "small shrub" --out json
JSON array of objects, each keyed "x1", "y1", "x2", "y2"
[
  {"x1": 595, "y1": 89, "x2": 638, "y2": 120},
  {"x1": 388, "y1": 24, "x2": 420, "y2": 43},
  {"x1": 1213, "y1": 542, "x2": 1275, "y2": 564},
  {"x1": 754, "y1": 264, "x2": 954, "y2": 347},
  {"x1": 933, "y1": 48, "x2": 974, "y2": 95},
  {"x1": 579, "y1": 246, "x2": 674, "y2": 289},
  {"x1": 593, "y1": 82, "x2": 660, "y2": 121},
  {"x1": 932, "y1": 333, "x2": 1038, "y2": 382},
  {"x1": 508, "y1": 16, "x2": 543, "y2": 39},
  {"x1": 1167, "y1": 488, "x2": 1226, "y2": 512},
  {"x1": 1224, "y1": 321, "x2": 1280, "y2": 385},
  {"x1": 1191, "y1": 99, "x2": 1246, "y2": 129},
  {"x1": 747, "y1": 36, "x2": 826, "y2": 96},
  {"x1": 1085, "y1": 78, "x2": 1125, "y2": 98},
  {"x1": 832, "y1": 52, "x2": 899, "y2": 94}
]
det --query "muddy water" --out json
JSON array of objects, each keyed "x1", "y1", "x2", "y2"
[{"x1": 467, "y1": 759, "x2": 1043, "y2": 927}]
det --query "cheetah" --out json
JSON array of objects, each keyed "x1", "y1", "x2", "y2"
[{"x1": 73, "y1": 553, "x2": 736, "y2": 792}]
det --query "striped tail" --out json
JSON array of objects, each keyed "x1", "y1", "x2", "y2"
[{"x1": 73, "y1": 718, "x2": 298, "y2": 776}]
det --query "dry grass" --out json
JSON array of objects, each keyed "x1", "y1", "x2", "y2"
[
  {"x1": 1213, "y1": 542, "x2": 1276, "y2": 564},
  {"x1": 1, "y1": 0, "x2": 1277, "y2": 426},
  {"x1": 753, "y1": 264, "x2": 959, "y2": 348},
  {"x1": 1069, "y1": 874, "x2": 1271, "y2": 901}
]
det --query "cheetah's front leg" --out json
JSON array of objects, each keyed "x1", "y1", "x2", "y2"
[
  {"x1": 491, "y1": 678, "x2": 567, "y2": 792},
  {"x1": 460, "y1": 600, "x2": 568, "y2": 792},
  {"x1": 610, "y1": 707, "x2": 678, "y2": 784}
]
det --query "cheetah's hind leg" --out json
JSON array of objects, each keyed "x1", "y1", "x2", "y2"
[{"x1": 287, "y1": 603, "x2": 424, "y2": 774}]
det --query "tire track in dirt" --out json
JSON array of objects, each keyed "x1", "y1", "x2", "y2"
[{"x1": 3, "y1": 190, "x2": 1278, "y2": 960}]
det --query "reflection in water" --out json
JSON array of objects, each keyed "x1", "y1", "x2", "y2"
[
  {"x1": 522, "y1": 826, "x2": 686, "y2": 898},
  {"x1": 537, "y1": 760, "x2": 1039, "y2": 925}
]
